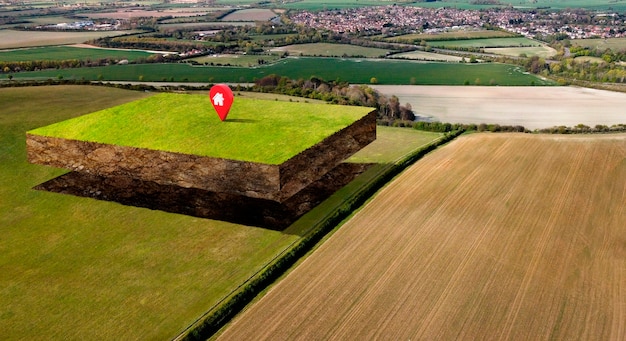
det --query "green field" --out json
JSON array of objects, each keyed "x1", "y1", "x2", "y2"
[
  {"x1": 484, "y1": 46, "x2": 557, "y2": 58},
  {"x1": 10, "y1": 57, "x2": 551, "y2": 85},
  {"x1": 428, "y1": 37, "x2": 542, "y2": 49},
  {"x1": 30, "y1": 93, "x2": 373, "y2": 164},
  {"x1": 0, "y1": 29, "x2": 144, "y2": 49},
  {"x1": 271, "y1": 43, "x2": 390, "y2": 57},
  {"x1": 389, "y1": 50, "x2": 464, "y2": 62},
  {"x1": 388, "y1": 30, "x2": 515, "y2": 43},
  {"x1": 572, "y1": 38, "x2": 626, "y2": 51},
  {"x1": 0, "y1": 46, "x2": 155, "y2": 62},
  {"x1": 0, "y1": 84, "x2": 442, "y2": 339},
  {"x1": 0, "y1": 85, "x2": 299, "y2": 340},
  {"x1": 190, "y1": 53, "x2": 281, "y2": 66}
]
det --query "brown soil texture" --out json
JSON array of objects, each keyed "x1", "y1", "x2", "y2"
[
  {"x1": 217, "y1": 133, "x2": 626, "y2": 340},
  {"x1": 27, "y1": 110, "x2": 376, "y2": 202},
  {"x1": 35, "y1": 163, "x2": 372, "y2": 231}
]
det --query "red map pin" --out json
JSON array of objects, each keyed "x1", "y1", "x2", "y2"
[{"x1": 209, "y1": 84, "x2": 234, "y2": 121}]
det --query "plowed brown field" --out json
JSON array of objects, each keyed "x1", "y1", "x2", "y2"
[{"x1": 217, "y1": 133, "x2": 626, "y2": 340}]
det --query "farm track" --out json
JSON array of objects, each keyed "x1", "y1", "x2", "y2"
[{"x1": 217, "y1": 133, "x2": 626, "y2": 340}]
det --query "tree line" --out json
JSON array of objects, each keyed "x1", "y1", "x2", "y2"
[{"x1": 250, "y1": 74, "x2": 415, "y2": 121}]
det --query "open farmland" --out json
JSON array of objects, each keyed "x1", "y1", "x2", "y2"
[
  {"x1": 428, "y1": 37, "x2": 542, "y2": 49},
  {"x1": 271, "y1": 43, "x2": 390, "y2": 57},
  {"x1": 387, "y1": 29, "x2": 515, "y2": 43},
  {"x1": 389, "y1": 50, "x2": 464, "y2": 62},
  {"x1": 77, "y1": 9, "x2": 216, "y2": 19},
  {"x1": 190, "y1": 53, "x2": 280, "y2": 66},
  {"x1": 0, "y1": 29, "x2": 143, "y2": 49},
  {"x1": 221, "y1": 9, "x2": 277, "y2": 21},
  {"x1": 0, "y1": 45, "x2": 154, "y2": 62},
  {"x1": 484, "y1": 45, "x2": 557, "y2": 58},
  {"x1": 573, "y1": 38, "x2": 626, "y2": 51},
  {"x1": 217, "y1": 133, "x2": 626, "y2": 340},
  {"x1": 11, "y1": 57, "x2": 549, "y2": 85},
  {"x1": 0, "y1": 85, "x2": 443, "y2": 339},
  {"x1": 372, "y1": 85, "x2": 626, "y2": 129}
]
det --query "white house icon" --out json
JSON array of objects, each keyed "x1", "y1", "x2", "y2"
[{"x1": 212, "y1": 92, "x2": 225, "y2": 106}]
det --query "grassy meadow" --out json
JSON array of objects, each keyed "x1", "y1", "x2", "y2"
[
  {"x1": 190, "y1": 54, "x2": 281, "y2": 66},
  {"x1": 1, "y1": 84, "x2": 443, "y2": 340},
  {"x1": 0, "y1": 29, "x2": 144, "y2": 49},
  {"x1": 484, "y1": 46, "x2": 557, "y2": 58},
  {"x1": 0, "y1": 45, "x2": 155, "y2": 62},
  {"x1": 271, "y1": 43, "x2": 390, "y2": 57},
  {"x1": 387, "y1": 30, "x2": 515, "y2": 43},
  {"x1": 30, "y1": 93, "x2": 373, "y2": 164},
  {"x1": 427, "y1": 37, "x2": 542, "y2": 49},
  {"x1": 10, "y1": 57, "x2": 551, "y2": 85},
  {"x1": 572, "y1": 37, "x2": 626, "y2": 51},
  {"x1": 0, "y1": 85, "x2": 301, "y2": 340}
]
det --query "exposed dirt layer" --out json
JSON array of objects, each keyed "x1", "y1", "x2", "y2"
[
  {"x1": 217, "y1": 133, "x2": 626, "y2": 340},
  {"x1": 35, "y1": 163, "x2": 372, "y2": 231}
]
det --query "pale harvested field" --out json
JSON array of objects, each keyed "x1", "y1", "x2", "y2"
[
  {"x1": 389, "y1": 50, "x2": 464, "y2": 62},
  {"x1": 79, "y1": 9, "x2": 215, "y2": 19},
  {"x1": 221, "y1": 8, "x2": 277, "y2": 21},
  {"x1": 372, "y1": 85, "x2": 626, "y2": 129},
  {"x1": 0, "y1": 29, "x2": 140, "y2": 49},
  {"x1": 485, "y1": 45, "x2": 557, "y2": 58},
  {"x1": 218, "y1": 133, "x2": 626, "y2": 340}
]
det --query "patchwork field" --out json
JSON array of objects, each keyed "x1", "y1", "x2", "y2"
[
  {"x1": 389, "y1": 50, "x2": 464, "y2": 62},
  {"x1": 428, "y1": 37, "x2": 542, "y2": 49},
  {"x1": 372, "y1": 85, "x2": 626, "y2": 129},
  {"x1": 11, "y1": 57, "x2": 549, "y2": 85},
  {"x1": 0, "y1": 29, "x2": 143, "y2": 49},
  {"x1": 271, "y1": 43, "x2": 390, "y2": 58},
  {"x1": 484, "y1": 45, "x2": 557, "y2": 58},
  {"x1": 217, "y1": 133, "x2": 626, "y2": 340},
  {"x1": 387, "y1": 30, "x2": 515, "y2": 42},
  {"x1": 0, "y1": 85, "x2": 442, "y2": 339},
  {"x1": 572, "y1": 37, "x2": 626, "y2": 51},
  {"x1": 77, "y1": 9, "x2": 215, "y2": 19},
  {"x1": 221, "y1": 9, "x2": 277, "y2": 21},
  {"x1": 0, "y1": 45, "x2": 155, "y2": 62}
]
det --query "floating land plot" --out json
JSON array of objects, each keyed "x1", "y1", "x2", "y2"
[{"x1": 27, "y1": 93, "x2": 376, "y2": 226}]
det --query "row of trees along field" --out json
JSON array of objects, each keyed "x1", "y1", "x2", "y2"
[{"x1": 251, "y1": 74, "x2": 415, "y2": 122}]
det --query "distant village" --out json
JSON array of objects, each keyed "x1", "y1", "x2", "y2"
[
  {"x1": 19, "y1": 3, "x2": 626, "y2": 41},
  {"x1": 290, "y1": 5, "x2": 626, "y2": 40}
]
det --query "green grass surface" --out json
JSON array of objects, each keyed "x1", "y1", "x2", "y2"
[
  {"x1": 484, "y1": 46, "x2": 557, "y2": 58},
  {"x1": 189, "y1": 53, "x2": 281, "y2": 66},
  {"x1": 1, "y1": 84, "x2": 441, "y2": 340},
  {"x1": 29, "y1": 93, "x2": 372, "y2": 164},
  {"x1": 0, "y1": 29, "x2": 144, "y2": 49},
  {"x1": 0, "y1": 46, "x2": 155, "y2": 62},
  {"x1": 12, "y1": 57, "x2": 551, "y2": 85},
  {"x1": 428, "y1": 37, "x2": 542, "y2": 48},
  {"x1": 0, "y1": 85, "x2": 299, "y2": 340},
  {"x1": 347, "y1": 126, "x2": 441, "y2": 163},
  {"x1": 272, "y1": 43, "x2": 390, "y2": 57},
  {"x1": 572, "y1": 38, "x2": 626, "y2": 51},
  {"x1": 388, "y1": 30, "x2": 515, "y2": 42}
]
